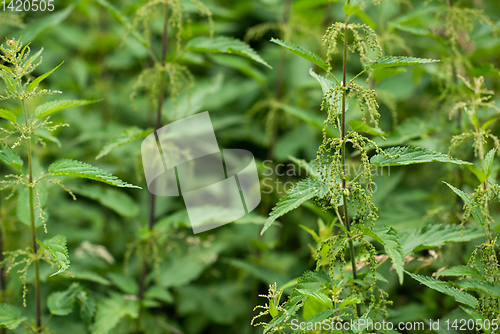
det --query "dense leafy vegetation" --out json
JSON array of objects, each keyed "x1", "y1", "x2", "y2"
[{"x1": 0, "y1": 0, "x2": 499, "y2": 333}]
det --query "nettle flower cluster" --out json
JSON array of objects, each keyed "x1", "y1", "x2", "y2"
[{"x1": 316, "y1": 21, "x2": 383, "y2": 225}]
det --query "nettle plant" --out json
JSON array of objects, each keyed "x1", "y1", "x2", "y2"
[
  {"x1": 93, "y1": 0, "x2": 272, "y2": 332},
  {"x1": 252, "y1": 1, "x2": 475, "y2": 333},
  {"x1": 407, "y1": 76, "x2": 500, "y2": 332},
  {"x1": 0, "y1": 38, "x2": 139, "y2": 333}
]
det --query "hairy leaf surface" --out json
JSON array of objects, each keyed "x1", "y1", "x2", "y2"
[
  {"x1": 271, "y1": 38, "x2": 329, "y2": 71},
  {"x1": 49, "y1": 159, "x2": 141, "y2": 188},
  {"x1": 367, "y1": 56, "x2": 441, "y2": 69},
  {"x1": 186, "y1": 36, "x2": 271, "y2": 68},
  {"x1": 370, "y1": 146, "x2": 471, "y2": 166},
  {"x1": 35, "y1": 99, "x2": 98, "y2": 119},
  {"x1": 261, "y1": 177, "x2": 329, "y2": 235},
  {"x1": 38, "y1": 234, "x2": 70, "y2": 276},
  {"x1": 406, "y1": 272, "x2": 478, "y2": 308},
  {"x1": 360, "y1": 226, "x2": 404, "y2": 284},
  {"x1": 0, "y1": 304, "x2": 27, "y2": 329}
]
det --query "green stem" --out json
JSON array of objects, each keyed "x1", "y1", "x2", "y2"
[
  {"x1": 267, "y1": 0, "x2": 292, "y2": 160},
  {"x1": 138, "y1": 1, "x2": 169, "y2": 313},
  {"x1": 21, "y1": 99, "x2": 41, "y2": 333},
  {"x1": 341, "y1": 1, "x2": 361, "y2": 317}
]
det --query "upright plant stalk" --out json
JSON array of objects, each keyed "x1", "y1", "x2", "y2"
[
  {"x1": 268, "y1": 0, "x2": 292, "y2": 160},
  {"x1": 340, "y1": 0, "x2": 360, "y2": 316},
  {"x1": 21, "y1": 98, "x2": 42, "y2": 333},
  {"x1": 138, "y1": 3, "x2": 170, "y2": 302}
]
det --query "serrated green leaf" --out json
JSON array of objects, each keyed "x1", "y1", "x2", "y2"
[
  {"x1": 484, "y1": 148, "x2": 496, "y2": 178},
  {"x1": 29, "y1": 61, "x2": 64, "y2": 92},
  {"x1": 71, "y1": 184, "x2": 139, "y2": 217},
  {"x1": 435, "y1": 266, "x2": 481, "y2": 278},
  {"x1": 47, "y1": 283, "x2": 81, "y2": 316},
  {"x1": 339, "y1": 295, "x2": 362, "y2": 311},
  {"x1": 0, "y1": 108, "x2": 16, "y2": 123},
  {"x1": 399, "y1": 224, "x2": 484, "y2": 256},
  {"x1": 349, "y1": 120, "x2": 385, "y2": 137},
  {"x1": 406, "y1": 271, "x2": 478, "y2": 308},
  {"x1": 48, "y1": 159, "x2": 141, "y2": 188},
  {"x1": 0, "y1": 146, "x2": 23, "y2": 169},
  {"x1": 0, "y1": 304, "x2": 28, "y2": 329},
  {"x1": 367, "y1": 56, "x2": 441, "y2": 70},
  {"x1": 360, "y1": 226, "x2": 404, "y2": 284},
  {"x1": 35, "y1": 99, "x2": 99, "y2": 119},
  {"x1": 0, "y1": 304, "x2": 27, "y2": 329},
  {"x1": 186, "y1": 36, "x2": 271, "y2": 68},
  {"x1": 261, "y1": 177, "x2": 329, "y2": 235},
  {"x1": 370, "y1": 146, "x2": 472, "y2": 166},
  {"x1": 38, "y1": 235, "x2": 70, "y2": 276},
  {"x1": 454, "y1": 277, "x2": 500, "y2": 298},
  {"x1": 271, "y1": 38, "x2": 329, "y2": 71},
  {"x1": 91, "y1": 293, "x2": 139, "y2": 334},
  {"x1": 309, "y1": 69, "x2": 344, "y2": 116},
  {"x1": 371, "y1": 67, "x2": 407, "y2": 82},
  {"x1": 96, "y1": 126, "x2": 151, "y2": 159},
  {"x1": 443, "y1": 182, "x2": 485, "y2": 226},
  {"x1": 264, "y1": 271, "x2": 331, "y2": 334}
]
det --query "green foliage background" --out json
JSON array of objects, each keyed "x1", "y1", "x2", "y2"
[{"x1": 0, "y1": 0, "x2": 500, "y2": 333}]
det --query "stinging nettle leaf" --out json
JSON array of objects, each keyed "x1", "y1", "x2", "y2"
[
  {"x1": 360, "y1": 226, "x2": 404, "y2": 284},
  {"x1": 366, "y1": 56, "x2": 442, "y2": 70},
  {"x1": 48, "y1": 159, "x2": 141, "y2": 189},
  {"x1": 484, "y1": 148, "x2": 496, "y2": 178},
  {"x1": 399, "y1": 224, "x2": 484, "y2": 256},
  {"x1": 261, "y1": 177, "x2": 329, "y2": 235},
  {"x1": 435, "y1": 266, "x2": 481, "y2": 278},
  {"x1": 370, "y1": 146, "x2": 472, "y2": 166},
  {"x1": 28, "y1": 61, "x2": 64, "y2": 92},
  {"x1": 349, "y1": 120, "x2": 385, "y2": 137},
  {"x1": 186, "y1": 36, "x2": 271, "y2": 69},
  {"x1": 0, "y1": 304, "x2": 27, "y2": 329},
  {"x1": 443, "y1": 182, "x2": 485, "y2": 226},
  {"x1": 38, "y1": 234, "x2": 70, "y2": 276},
  {"x1": 0, "y1": 108, "x2": 17, "y2": 123},
  {"x1": 35, "y1": 99, "x2": 99, "y2": 119},
  {"x1": 47, "y1": 283, "x2": 82, "y2": 316},
  {"x1": 0, "y1": 146, "x2": 23, "y2": 170},
  {"x1": 406, "y1": 271, "x2": 478, "y2": 309},
  {"x1": 271, "y1": 38, "x2": 329, "y2": 71},
  {"x1": 96, "y1": 126, "x2": 151, "y2": 159},
  {"x1": 91, "y1": 293, "x2": 139, "y2": 334}
]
